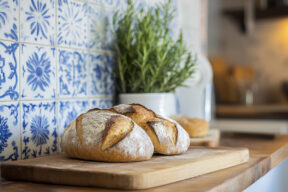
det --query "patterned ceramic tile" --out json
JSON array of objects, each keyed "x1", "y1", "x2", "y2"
[
  {"x1": 21, "y1": 44, "x2": 56, "y2": 99},
  {"x1": 87, "y1": 5, "x2": 114, "y2": 51},
  {"x1": 119, "y1": 0, "x2": 128, "y2": 10},
  {"x1": 0, "y1": 0, "x2": 18, "y2": 41},
  {"x1": 86, "y1": 4, "x2": 104, "y2": 50},
  {"x1": 0, "y1": 102, "x2": 20, "y2": 161},
  {"x1": 87, "y1": 0, "x2": 102, "y2": 4},
  {"x1": 90, "y1": 98, "x2": 113, "y2": 109},
  {"x1": 0, "y1": 41, "x2": 19, "y2": 101},
  {"x1": 102, "y1": 0, "x2": 112, "y2": 7},
  {"x1": 133, "y1": 0, "x2": 148, "y2": 11},
  {"x1": 21, "y1": 101, "x2": 57, "y2": 159},
  {"x1": 102, "y1": 0, "x2": 120, "y2": 8},
  {"x1": 57, "y1": 0, "x2": 87, "y2": 48},
  {"x1": 0, "y1": 0, "x2": 186, "y2": 162},
  {"x1": 88, "y1": 53, "x2": 114, "y2": 96},
  {"x1": 58, "y1": 100, "x2": 89, "y2": 137},
  {"x1": 103, "y1": 8, "x2": 114, "y2": 51},
  {"x1": 58, "y1": 49, "x2": 87, "y2": 97},
  {"x1": 146, "y1": 0, "x2": 167, "y2": 7},
  {"x1": 20, "y1": 0, "x2": 56, "y2": 45}
]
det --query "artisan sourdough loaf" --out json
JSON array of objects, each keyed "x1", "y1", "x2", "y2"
[
  {"x1": 171, "y1": 115, "x2": 209, "y2": 138},
  {"x1": 101, "y1": 104, "x2": 190, "y2": 155},
  {"x1": 61, "y1": 111, "x2": 154, "y2": 162}
]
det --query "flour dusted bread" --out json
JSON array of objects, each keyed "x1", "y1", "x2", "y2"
[
  {"x1": 61, "y1": 111, "x2": 154, "y2": 162},
  {"x1": 171, "y1": 115, "x2": 209, "y2": 138},
  {"x1": 103, "y1": 104, "x2": 190, "y2": 155}
]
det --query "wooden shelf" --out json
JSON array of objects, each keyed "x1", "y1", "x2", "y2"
[
  {"x1": 224, "y1": 7, "x2": 288, "y2": 20},
  {"x1": 223, "y1": 6, "x2": 288, "y2": 33},
  {"x1": 216, "y1": 104, "x2": 288, "y2": 119}
]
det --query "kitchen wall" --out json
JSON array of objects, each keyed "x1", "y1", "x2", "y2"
[
  {"x1": 0, "y1": 0, "x2": 207, "y2": 162},
  {"x1": 176, "y1": 0, "x2": 208, "y2": 55},
  {"x1": 0, "y1": 0, "x2": 118, "y2": 162},
  {"x1": 208, "y1": 0, "x2": 288, "y2": 103}
]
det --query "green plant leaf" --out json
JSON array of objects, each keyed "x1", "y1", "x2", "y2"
[{"x1": 113, "y1": 0, "x2": 196, "y2": 93}]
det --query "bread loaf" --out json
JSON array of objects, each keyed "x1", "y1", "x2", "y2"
[
  {"x1": 171, "y1": 115, "x2": 209, "y2": 138},
  {"x1": 99, "y1": 104, "x2": 190, "y2": 155},
  {"x1": 61, "y1": 111, "x2": 154, "y2": 162}
]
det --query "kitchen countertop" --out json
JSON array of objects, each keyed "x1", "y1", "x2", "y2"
[{"x1": 1, "y1": 133, "x2": 288, "y2": 192}]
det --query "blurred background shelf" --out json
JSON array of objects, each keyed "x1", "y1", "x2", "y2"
[
  {"x1": 212, "y1": 119, "x2": 288, "y2": 135},
  {"x1": 216, "y1": 105, "x2": 288, "y2": 119}
]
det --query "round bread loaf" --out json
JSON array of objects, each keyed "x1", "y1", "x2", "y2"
[
  {"x1": 171, "y1": 115, "x2": 209, "y2": 138},
  {"x1": 61, "y1": 111, "x2": 154, "y2": 162},
  {"x1": 101, "y1": 104, "x2": 190, "y2": 155}
]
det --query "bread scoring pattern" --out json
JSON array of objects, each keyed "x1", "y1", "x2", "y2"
[
  {"x1": 62, "y1": 111, "x2": 154, "y2": 162},
  {"x1": 101, "y1": 116, "x2": 133, "y2": 151},
  {"x1": 107, "y1": 104, "x2": 190, "y2": 155}
]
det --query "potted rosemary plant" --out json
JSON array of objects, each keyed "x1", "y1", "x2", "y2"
[{"x1": 112, "y1": 0, "x2": 196, "y2": 116}]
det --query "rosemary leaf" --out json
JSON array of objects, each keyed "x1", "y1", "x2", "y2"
[{"x1": 113, "y1": 0, "x2": 196, "y2": 93}]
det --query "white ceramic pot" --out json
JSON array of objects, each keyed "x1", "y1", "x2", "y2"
[{"x1": 119, "y1": 93, "x2": 177, "y2": 117}]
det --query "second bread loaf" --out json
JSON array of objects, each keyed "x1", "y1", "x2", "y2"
[{"x1": 171, "y1": 115, "x2": 209, "y2": 138}]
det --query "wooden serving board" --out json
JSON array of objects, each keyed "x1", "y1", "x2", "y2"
[
  {"x1": 0, "y1": 147, "x2": 249, "y2": 190},
  {"x1": 190, "y1": 129, "x2": 220, "y2": 147}
]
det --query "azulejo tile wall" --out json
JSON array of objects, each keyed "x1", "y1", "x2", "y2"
[
  {"x1": 0, "y1": 0, "x2": 178, "y2": 162},
  {"x1": 0, "y1": 0, "x2": 122, "y2": 162}
]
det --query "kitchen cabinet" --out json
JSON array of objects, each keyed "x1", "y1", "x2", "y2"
[{"x1": 244, "y1": 158, "x2": 288, "y2": 192}]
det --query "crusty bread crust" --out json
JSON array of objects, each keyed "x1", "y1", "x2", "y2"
[
  {"x1": 171, "y1": 115, "x2": 209, "y2": 138},
  {"x1": 111, "y1": 104, "x2": 190, "y2": 155},
  {"x1": 62, "y1": 111, "x2": 154, "y2": 162},
  {"x1": 101, "y1": 116, "x2": 133, "y2": 151}
]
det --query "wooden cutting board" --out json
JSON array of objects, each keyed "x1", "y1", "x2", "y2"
[
  {"x1": 190, "y1": 129, "x2": 220, "y2": 147},
  {"x1": 0, "y1": 147, "x2": 249, "y2": 190}
]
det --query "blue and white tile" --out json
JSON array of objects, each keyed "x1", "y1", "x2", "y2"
[
  {"x1": 21, "y1": 44, "x2": 56, "y2": 99},
  {"x1": 20, "y1": 0, "x2": 55, "y2": 45},
  {"x1": 133, "y1": 0, "x2": 148, "y2": 11},
  {"x1": 87, "y1": 5, "x2": 114, "y2": 51},
  {"x1": 0, "y1": 0, "x2": 18, "y2": 41},
  {"x1": 58, "y1": 49, "x2": 87, "y2": 97},
  {"x1": 88, "y1": 0, "x2": 119, "y2": 8},
  {"x1": 88, "y1": 53, "x2": 114, "y2": 96},
  {"x1": 87, "y1": 0, "x2": 102, "y2": 4},
  {"x1": 90, "y1": 98, "x2": 113, "y2": 109},
  {"x1": 103, "y1": 8, "x2": 115, "y2": 51},
  {"x1": 146, "y1": 0, "x2": 167, "y2": 7},
  {"x1": 58, "y1": 100, "x2": 89, "y2": 146},
  {"x1": 86, "y1": 4, "x2": 104, "y2": 50},
  {"x1": 114, "y1": 0, "x2": 147, "y2": 13},
  {"x1": 114, "y1": 0, "x2": 127, "y2": 11},
  {"x1": 0, "y1": 102, "x2": 20, "y2": 161},
  {"x1": 57, "y1": 0, "x2": 87, "y2": 48},
  {"x1": 102, "y1": 0, "x2": 120, "y2": 8},
  {"x1": 21, "y1": 101, "x2": 57, "y2": 159},
  {"x1": 0, "y1": 41, "x2": 19, "y2": 101}
]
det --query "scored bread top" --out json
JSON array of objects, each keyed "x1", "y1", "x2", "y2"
[
  {"x1": 74, "y1": 111, "x2": 134, "y2": 151},
  {"x1": 101, "y1": 116, "x2": 134, "y2": 151},
  {"x1": 147, "y1": 117, "x2": 177, "y2": 146},
  {"x1": 97, "y1": 104, "x2": 190, "y2": 155},
  {"x1": 88, "y1": 104, "x2": 179, "y2": 147},
  {"x1": 112, "y1": 104, "x2": 178, "y2": 145},
  {"x1": 62, "y1": 111, "x2": 154, "y2": 161}
]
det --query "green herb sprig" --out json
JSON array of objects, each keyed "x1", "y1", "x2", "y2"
[{"x1": 113, "y1": 0, "x2": 196, "y2": 93}]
